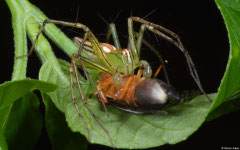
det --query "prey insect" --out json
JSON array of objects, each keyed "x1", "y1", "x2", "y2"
[{"x1": 26, "y1": 16, "x2": 211, "y2": 147}]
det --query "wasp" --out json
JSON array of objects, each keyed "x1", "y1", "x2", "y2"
[{"x1": 27, "y1": 16, "x2": 211, "y2": 147}]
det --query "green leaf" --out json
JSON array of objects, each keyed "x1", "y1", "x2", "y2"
[
  {"x1": 3, "y1": 93, "x2": 43, "y2": 150},
  {"x1": 0, "y1": 128, "x2": 8, "y2": 150},
  {"x1": 5, "y1": 0, "x2": 240, "y2": 149},
  {"x1": 207, "y1": 90, "x2": 240, "y2": 121},
  {"x1": 39, "y1": 58, "x2": 218, "y2": 148},
  {"x1": 0, "y1": 78, "x2": 57, "y2": 146},
  {"x1": 0, "y1": 79, "x2": 57, "y2": 111},
  {"x1": 207, "y1": 98, "x2": 240, "y2": 121},
  {"x1": 39, "y1": 59, "x2": 75, "y2": 112},
  {"x1": 67, "y1": 94, "x2": 217, "y2": 148},
  {"x1": 42, "y1": 93, "x2": 87, "y2": 150},
  {"x1": 212, "y1": 0, "x2": 240, "y2": 111},
  {"x1": 6, "y1": 0, "x2": 28, "y2": 81}
]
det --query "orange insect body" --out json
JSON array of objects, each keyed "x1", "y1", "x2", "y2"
[
  {"x1": 97, "y1": 72, "x2": 145, "y2": 108},
  {"x1": 94, "y1": 44, "x2": 181, "y2": 114},
  {"x1": 73, "y1": 38, "x2": 182, "y2": 113},
  {"x1": 95, "y1": 43, "x2": 146, "y2": 108}
]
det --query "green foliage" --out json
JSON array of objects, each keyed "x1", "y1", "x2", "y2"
[
  {"x1": 0, "y1": 80, "x2": 57, "y2": 150},
  {"x1": 42, "y1": 93, "x2": 87, "y2": 150},
  {"x1": 0, "y1": 128, "x2": 8, "y2": 150},
  {"x1": 205, "y1": 0, "x2": 240, "y2": 121},
  {"x1": 0, "y1": 79, "x2": 57, "y2": 110},
  {"x1": 3, "y1": 93, "x2": 43, "y2": 150},
  {"x1": 211, "y1": 0, "x2": 240, "y2": 111},
  {"x1": 2, "y1": 0, "x2": 240, "y2": 149}
]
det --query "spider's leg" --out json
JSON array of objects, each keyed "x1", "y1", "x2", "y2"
[
  {"x1": 129, "y1": 17, "x2": 211, "y2": 102},
  {"x1": 33, "y1": 19, "x2": 114, "y2": 146},
  {"x1": 128, "y1": 21, "x2": 169, "y2": 83},
  {"x1": 69, "y1": 63, "x2": 91, "y2": 141},
  {"x1": 72, "y1": 53, "x2": 114, "y2": 147},
  {"x1": 16, "y1": 20, "x2": 49, "y2": 59},
  {"x1": 134, "y1": 28, "x2": 170, "y2": 84},
  {"x1": 127, "y1": 18, "x2": 139, "y2": 63},
  {"x1": 45, "y1": 19, "x2": 115, "y2": 73},
  {"x1": 136, "y1": 24, "x2": 145, "y2": 57},
  {"x1": 44, "y1": 19, "x2": 117, "y2": 113},
  {"x1": 106, "y1": 22, "x2": 137, "y2": 75},
  {"x1": 77, "y1": 32, "x2": 109, "y2": 115},
  {"x1": 106, "y1": 23, "x2": 121, "y2": 49},
  {"x1": 76, "y1": 31, "x2": 115, "y2": 146}
]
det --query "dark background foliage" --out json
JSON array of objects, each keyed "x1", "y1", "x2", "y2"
[{"x1": 1, "y1": 0, "x2": 239, "y2": 149}]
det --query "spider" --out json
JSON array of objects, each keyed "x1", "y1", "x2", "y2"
[{"x1": 24, "y1": 16, "x2": 211, "y2": 147}]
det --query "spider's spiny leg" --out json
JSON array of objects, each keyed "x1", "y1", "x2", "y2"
[
  {"x1": 72, "y1": 53, "x2": 114, "y2": 147},
  {"x1": 129, "y1": 17, "x2": 212, "y2": 102},
  {"x1": 16, "y1": 19, "x2": 49, "y2": 59},
  {"x1": 77, "y1": 33, "x2": 109, "y2": 115},
  {"x1": 106, "y1": 23, "x2": 121, "y2": 49},
  {"x1": 69, "y1": 62, "x2": 91, "y2": 141}
]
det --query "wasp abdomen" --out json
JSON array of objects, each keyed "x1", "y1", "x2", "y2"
[
  {"x1": 97, "y1": 73, "x2": 182, "y2": 114},
  {"x1": 135, "y1": 78, "x2": 180, "y2": 110}
]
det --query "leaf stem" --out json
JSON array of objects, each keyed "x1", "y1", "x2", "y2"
[
  {"x1": 6, "y1": 0, "x2": 28, "y2": 81},
  {"x1": 18, "y1": 0, "x2": 79, "y2": 57}
]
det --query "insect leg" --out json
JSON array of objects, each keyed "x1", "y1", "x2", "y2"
[
  {"x1": 129, "y1": 17, "x2": 212, "y2": 102},
  {"x1": 153, "y1": 64, "x2": 164, "y2": 78}
]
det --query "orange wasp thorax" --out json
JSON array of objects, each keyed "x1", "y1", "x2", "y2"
[
  {"x1": 97, "y1": 71, "x2": 146, "y2": 108},
  {"x1": 73, "y1": 38, "x2": 181, "y2": 113},
  {"x1": 95, "y1": 41, "x2": 145, "y2": 107}
]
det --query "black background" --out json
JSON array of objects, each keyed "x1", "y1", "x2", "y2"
[{"x1": 1, "y1": 0, "x2": 240, "y2": 150}]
